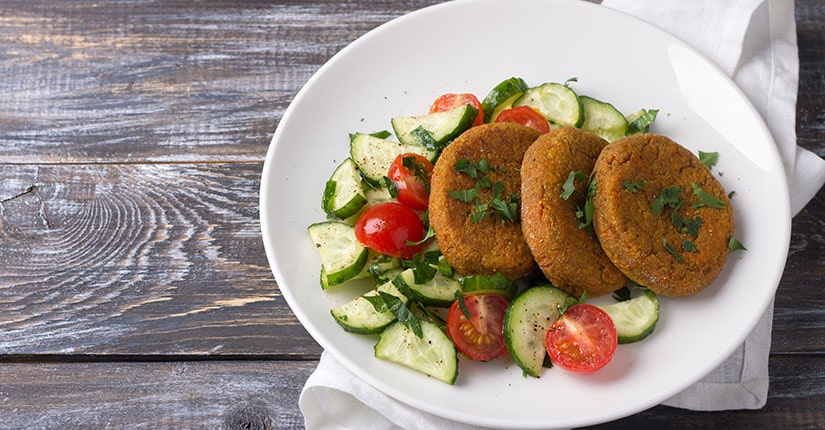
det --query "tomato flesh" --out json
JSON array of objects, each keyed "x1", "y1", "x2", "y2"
[
  {"x1": 429, "y1": 93, "x2": 484, "y2": 127},
  {"x1": 545, "y1": 303, "x2": 617, "y2": 373},
  {"x1": 447, "y1": 294, "x2": 509, "y2": 361},
  {"x1": 387, "y1": 153, "x2": 433, "y2": 211},
  {"x1": 494, "y1": 105, "x2": 551, "y2": 134},
  {"x1": 354, "y1": 202, "x2": 426, "y2": 259}
]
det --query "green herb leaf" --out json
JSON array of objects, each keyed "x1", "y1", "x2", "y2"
[
  {"x1": 698, "y1": 151, "x2": 719, "y2": 170},
  {"x1": 384, "y1": 176, "x2": 399, "y2": 198},
  {"x1": 561, "y1": 171, "x2": 586, "y2": 200},
  {"x1": 406, "y1": 226, "x2": 435, "y2": 246},
  {"x1": 455, "y1": 290, "x2": 470, "y2": 320},
  {"x1": 623, "y1": 180, "x2": 645, "y2": 193},
  {"x1": 663, "y1": 238, "x2": 686, "y2": 263},
  {"x1": 476, "y1": 158, "x2": 490, "y2": 175},
  {"x1": 682, "y1": 240, "x2": 698, "y2": 252},
  {"x1": 378, "y1": 291, "x2": 422, "y2": 338},
  {"x1": 729, "y1": 237, "x2": 747, "y2": 251},
  {"x1": 409, "y1": 253, "x2": 437, "y2": 284},
  {"x1": 692, "y1": 183, "x2": 727, "y2": 208},
  {"x1": 447, "y1": 188, "x2": 478, "y2": 203},
  {"x1": 625, "y1": 109, "x2": 659, "y2": 135},
  {"x1": 612, "y1": 286, "x2": 632, "y2": 302},
  {"x1": 652, "y1": 186, "x2": 682, "y2": 215},
  {"x1": 410, "y1": 126, "x2": 439, "y2": 150},
  {"x1": 369, "y1": 130, "x2": 392, "y2": 139},
  {"x1": 454, "y1": 158, "x2": 477, "y2": 178},
  {"x1": 563, "y1": 77, "x2": 578, "y2": 86}
]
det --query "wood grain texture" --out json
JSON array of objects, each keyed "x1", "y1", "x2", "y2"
[
  {"x1": 0, "y1": 163, "x2": 320, "y2": 356},
  {"x1": 0, "y1": 0, "x2": 822, "y2": 428}
]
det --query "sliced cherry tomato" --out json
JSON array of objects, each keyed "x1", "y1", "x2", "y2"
[
  {"x1": 494, "y1": 105, "x2": 551, "y2": 134},
  {"x1": 388, "y1": 153, "x2": 434, "y2": 210},
  {"x1": 545, "y1": 303, "x2": 617, "y2": 373},
  {"x1": 447, "y1": 294, "x2": 509, "y2": 361},
  {"x1": 429, "y1": 93, "x2": 484, "y2": 127},
  {"x1": 354, "y1": 202, "x2": 425, "y2": 259}
]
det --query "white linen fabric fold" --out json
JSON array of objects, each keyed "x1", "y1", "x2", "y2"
[{"x1": 299, "y1": 0, "x2": 825, "y2": 427}]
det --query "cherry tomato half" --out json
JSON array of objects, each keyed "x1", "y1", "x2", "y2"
[
  {"x1": 545, "y1": 303, "x2": 617, "y2": 373},
  {"x1": 429, "y1": 93, "x2": 484, "y2": 127},
  {"x1": 354, "y1": 202, "x2": 426, "y2": 259},
  {"x1": 388, "y1": 153, "x2": 434, "y2": 211},
  {"x1": 447, "y1": 294, "x2": 509, "y2": 361},
  {"x1": 494, "y1": 105, "x2": 551, "y2": 134}
]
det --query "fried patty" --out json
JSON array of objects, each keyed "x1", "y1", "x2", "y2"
[
  {"x1": 520, "y1": 127, "x2": 628, "y2": 298},
  {"x1": 592, "y1": 134, "x2": 734, "y2": 297},
  {"x1": 429, "y1": 123, "x2": 541, "y2": 280}
]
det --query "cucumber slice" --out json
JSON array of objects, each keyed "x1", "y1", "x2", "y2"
[
  {"x1": 307, "y1": 221, "x2": 368, "y2": 288},
  {"x1": 481, "y1": 77, "x2": 529, "y2": 122},
  {"x1": 391, "y1": 104, "x2": 478, "y2": 150},
  {"x1": 458, "y1": 273, "x2": 518, "y2": 300},
  {"x1": 349, "y1": 133, "x2": 437, "y2": 186},
  {"x1": 374, "y1": 320, "x2": 458, "y2": 384},
  {"x1": 331, "y1": 279, "x2": 408, "y2": 334},
  {"x1": 487, "y1": 92, "x2": 522, "y2": 123},
  {"x1": 392, "y1": 268, "x2": 461, "y2": 307},
  {"x1": 580, "y1": 95, "x2": 629, "y2": 142},
  {"x1": 514, "y1": 82, "x2": 583, "y2": 128},
  {"x1": 322, "y1": 158, "x2": 368, "y2": 219},
  {"x1": 504, "y1": 285, "x2": 571, "y2": 377},
  {"x1": 599, "y1": 290, "x2": 659, "y2": 344}
]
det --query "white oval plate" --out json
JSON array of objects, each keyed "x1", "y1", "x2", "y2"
[{"x1": 260, "y1": 0, "x2": 791, "y2": 427}]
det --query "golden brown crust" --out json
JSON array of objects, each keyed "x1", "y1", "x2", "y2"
[
  {"x1": 429, "y1": 123, "x2": 541, "y2": 280},
  {"x1": 592, "y1": 134, "x2": 734, "y2": 297},
  {"x1": 520, "y1": 127, "x2": 627, "y2": 298}
]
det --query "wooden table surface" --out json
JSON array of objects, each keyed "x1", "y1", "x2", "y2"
[{"x1": 1, "y1": 1, "x2": 823, "y2": 428}]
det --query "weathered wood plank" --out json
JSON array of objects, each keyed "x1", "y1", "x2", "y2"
[
  {"x1": 0, "y1": 353, "x2": 823, "y2": 430},
  {"x1": 0, "y1": 360, "x2": 318, "y2": 429},
  {"x1": 0, "y1": 0, "x2": 444, "y2": 163},
  {"x1": 0, "y1": 163, "x2": 320, "y2": 356}
]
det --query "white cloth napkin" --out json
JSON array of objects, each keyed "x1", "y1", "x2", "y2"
[{"x1": 299, "y1": 0, "x2": 825, "y2": 427}]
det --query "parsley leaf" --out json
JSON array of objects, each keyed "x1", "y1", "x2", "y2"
[
  {"x1": 454, "y1": 158, "x2": 478, "y2": 178},
  {"x1": 663, "y1": 238, "x2": 686, "y2": 263},
  {"x1": 652, "y1": 186, "x2": 682, "y2": 215},
  {"x1": 454, "y1": 290, "x2": 470, "y2": 320},
  {"x1": 623, "y1": 180, "x2": 645, "y2": 193},
  {"x1": 691, "y1": 183, "x2": 727, "y2": 208},
  {"x1": 625, "y1": 109, "x2": 659, "y2": 135},
  {"x1": 729, "y1": 237, "x2": 747, "y2": 251},
  {"x1": 448, "y1": 188, "x2": 477, "y2": 203},
  {"x1": 699, "y1": 151, "x2": 719, "y2": 170},
  {"x1": 410, "y1": 126, "x2": 439, "y2": 150},
  {"x1": 682, "y1": 240, "x2": 698, "y2": 252},
  {"x1": 561, "y1": 171, "x2": 586, "y2": 200},
  {"x1": 378, "y1": 291, "x2": 422, "y2": 337}
]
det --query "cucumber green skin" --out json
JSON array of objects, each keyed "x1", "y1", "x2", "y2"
[
  {"x1": 579, "y1": 95, "x2": 629, "y2": 142},
  {"x1": 458, "y1": 273, "x2": 518, "y2": 300},
  {"x1": 514, "y1": 82, "x2": 584, "y2": 128},
  {"x1": 330, "y1": 282, "x2": 407, "y2": 334},
  {"x1": 391, "y1": 104, "x2": 478, "y2": 150},
  {"x1": 392, "y1": 269, "x2": 460, "y2": 308},
  {"x1": 503, "y1": 285, "x2": 571, "y2": 377},
  {"x1": 481, "y1": 77, "x2": 529, "y2": 123},
  {"x1": 374, "y1": 320, "x2": 458, "y2": 385},
  {"x1": 601, "y1": 291, "x2": 660, "y2": 344}
]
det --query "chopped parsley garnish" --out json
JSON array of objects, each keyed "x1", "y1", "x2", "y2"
[
  {"x1": 449, "y1": 158, "x2": 519, "y2": 224},
  {"x1": 402, "y1": 155, "x2": 431, "y2": 193},
  {"x1": 682, "y1": 240, "x2": 698, "y2": 253},
  {"x1": 699, "y1": 151, "x2": 719, "y2": 170},
  {"x1": 651, "y1": 186, "x2": 683, "y2": 215},
  {"x1": 561, "y1": 170, "x2": 597, "y2": 231},
  {"x1": 623, "y1": 180, "x2": 645, "y2": 193},
  {"x1": 663, "y1": 238, "x2": 685, "y2": 263},
  {"x1": 365, "y1": 291, "x2": 423, "y2": 338},
  {"x1": 454, "y1": 290, "x2": 470, "y2": 320},
  {"x1": 691, "y1": 183, "x2": 727, "y2": 208},
  {"x1": 625, "y1": 109, "x2": 659, "y2": 135},
  {"x1": 729, "y1": 237, "x2": 747, "y2": 251}
]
